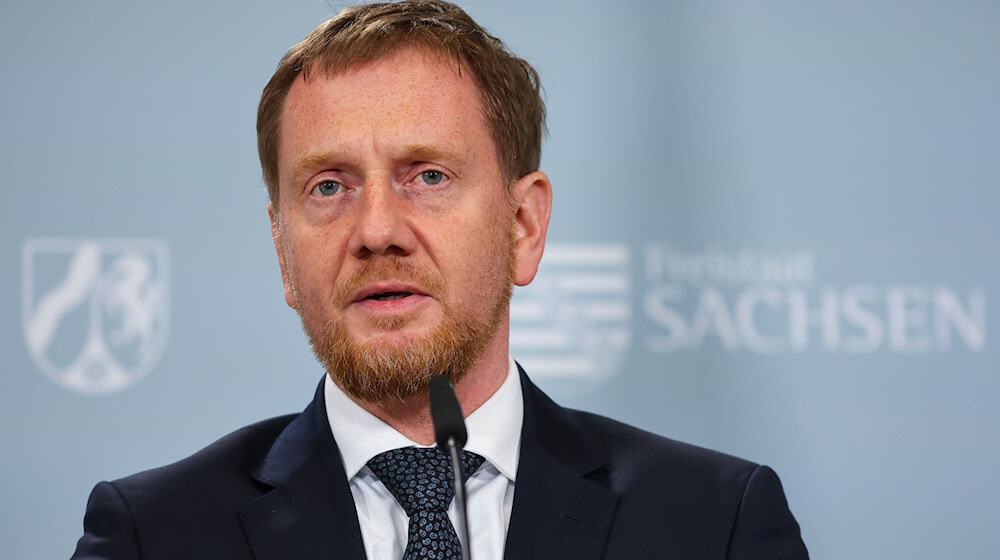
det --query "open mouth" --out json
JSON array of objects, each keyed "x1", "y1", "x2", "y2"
[
  {"x1": 353, "y1": 284, "x2": 429, "y2": 310},
  {"x1": 365, "y1": 291, "x2": 413, "y2": 301}
]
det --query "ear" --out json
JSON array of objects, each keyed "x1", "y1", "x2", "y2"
[
  {"x1": 268, "y1": 203, "x2": 297, "y2": 309},
  {"x1": 510, "y1": 171, "x2": 553, "y2": 286}
]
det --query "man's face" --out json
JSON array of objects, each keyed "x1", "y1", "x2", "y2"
[{"x1": 271, "y1": 47, "x2": 521, "y2": 403}]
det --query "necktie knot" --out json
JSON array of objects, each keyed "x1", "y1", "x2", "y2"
[{"x1": 366, "y1": 447, "x2": 485, "y2": 516}]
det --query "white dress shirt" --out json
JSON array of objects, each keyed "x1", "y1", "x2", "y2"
[{"x1": 324, "y1": 356, "x2": 523, "y2": 560}]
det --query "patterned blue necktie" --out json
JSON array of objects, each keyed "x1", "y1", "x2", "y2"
[{"x1": 366, "y1": 447, "x2": 486, "y2": 560}]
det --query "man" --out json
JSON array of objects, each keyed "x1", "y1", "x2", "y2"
[{"x1": 72, "y1": 1, "x2": 808, "y2": 559}]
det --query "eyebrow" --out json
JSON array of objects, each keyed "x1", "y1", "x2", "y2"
[
  {"x1": 404, "y1": 144, "x2": 468, "y2": 177},
  {"x1": 406, "y1": 144, "x2": 455, "y2": 163},
  {"x1": 293, "y1": 152, "x2": 341, "y2": 180},
  {"x1": 292, "y1": 144, "x2": 466, "y2": 179}
]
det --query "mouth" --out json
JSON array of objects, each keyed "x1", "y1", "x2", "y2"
[
  {"x1": 351, "y1": 284, "x2": 431, "y2": 312},
  {"x1": 364, "y1": 291, "x2": 414, "y2": 302}
]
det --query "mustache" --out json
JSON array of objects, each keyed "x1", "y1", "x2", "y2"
[{"x1": 334, "y1": 258, "x2": 446, "y2": 306}]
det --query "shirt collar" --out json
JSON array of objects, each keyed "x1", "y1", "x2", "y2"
[{"x1": 324, "y1": 355, "x2": 523, "y2": 482}]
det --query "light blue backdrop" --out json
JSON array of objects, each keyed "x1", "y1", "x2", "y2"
[{"x1": 2, "y1": 1, "x2": 997, "y2": 558}]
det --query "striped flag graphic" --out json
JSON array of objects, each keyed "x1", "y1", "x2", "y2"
[{"x1": 510, "y1": 243, "x2": 631, "y2": 381}]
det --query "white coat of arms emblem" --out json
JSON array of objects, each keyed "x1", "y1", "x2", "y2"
[
  {"x1": 510, "y1": 243, "x2": 631, "y2": 383},
  {"x1": 22, "y1": 238, "x2": 170, "y2": 394}
]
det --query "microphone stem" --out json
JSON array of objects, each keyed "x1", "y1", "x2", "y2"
[{"x1": 447, "y1": 435, "x2": 472, "y2": 560}]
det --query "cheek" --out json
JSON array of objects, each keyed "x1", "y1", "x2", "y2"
[
  {"x1": 286, "y1": 232, "x2": 344, "y2": 295},
  {"x1": 301, "y1": 193, "x2": 356, "y2": 223},
  {"x1": 448, "y1": 212, "x2": 514, "y2": 283}
]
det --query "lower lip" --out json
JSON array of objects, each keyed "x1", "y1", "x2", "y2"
[{"x1": 352, "y1": 294, "x2": 430, "y2": 313}]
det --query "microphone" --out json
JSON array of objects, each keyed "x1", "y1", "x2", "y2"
[{"x1": 428, "y1": 375, "x2": 472, "y2": 560}]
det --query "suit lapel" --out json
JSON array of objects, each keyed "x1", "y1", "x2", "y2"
[
  {"x1": 504, "y1": 368, "x2": 619, "y2": 560},
  {"x1": 236, "y1": 369, "x2": 619, "y2": 560},
  {"x1": 238, "y1": 381, "x2": 367, "y2": 560}
]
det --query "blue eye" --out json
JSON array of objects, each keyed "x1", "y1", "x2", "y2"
[
  {"x1": 419, "y1": 170, "x2": 445, "y2": 185},
  {"x1": 313, "y1": 180, "x2": 342, "y2": 196}
]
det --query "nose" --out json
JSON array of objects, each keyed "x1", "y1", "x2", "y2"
[{"x1": 347, "y1": 176, "x2": 417, "y2": 258}]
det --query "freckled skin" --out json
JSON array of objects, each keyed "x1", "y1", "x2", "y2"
[{"x1": 268, "y1": 47, "x2": 552, "y2": 442}]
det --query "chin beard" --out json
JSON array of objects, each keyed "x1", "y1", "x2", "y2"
[
  {"x1": 307, "y1": 297, "x2": 507, "y2": 403},
  {"x1": 299, "y1": 245, "x2": 514, "y2": 404}
]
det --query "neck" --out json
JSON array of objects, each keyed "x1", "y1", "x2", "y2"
[{"x1": 342, "y1": 326, "x2": 511, "y2": 446}]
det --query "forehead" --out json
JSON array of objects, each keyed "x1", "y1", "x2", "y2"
[{"x1": 277, "y1": 47, "x2": 496, "y2": 178}]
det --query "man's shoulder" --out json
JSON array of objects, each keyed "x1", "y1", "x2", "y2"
[
  {"x1": 522, "y1": 371, "x2": 762, "y2": 492},
  {"x1": 110, "y1": 413, "x2": 298, "y2": 503},
  {"x1": 542, "y1": 407, "x2": 807, "y2": 558},
  {"x1": 72, "y1": 414, "x2": 306, "y2": 557},
  {"x1": 561, "y1": 405, "x2": 760, "y2": 485}
]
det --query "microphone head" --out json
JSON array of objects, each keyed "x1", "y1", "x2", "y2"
[{"x1": 429, "y1": 375, "x2": 468, "y2": 450}]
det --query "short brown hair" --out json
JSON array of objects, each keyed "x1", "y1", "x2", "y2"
[{"x1": 257, "y1": 0, "x2": 545, "y2": 205}]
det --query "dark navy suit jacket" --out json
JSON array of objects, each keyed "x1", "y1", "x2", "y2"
[{"x1": 72, "y1": 369, "x2": 809, "y2": 559}]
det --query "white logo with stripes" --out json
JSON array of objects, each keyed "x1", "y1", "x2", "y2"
[
  {"x1": 22, "y1": 239, "x2": 170, "y2": 395},
  {"x1": 511, "y1": 244, "x2": 631, "y2": 381}
]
